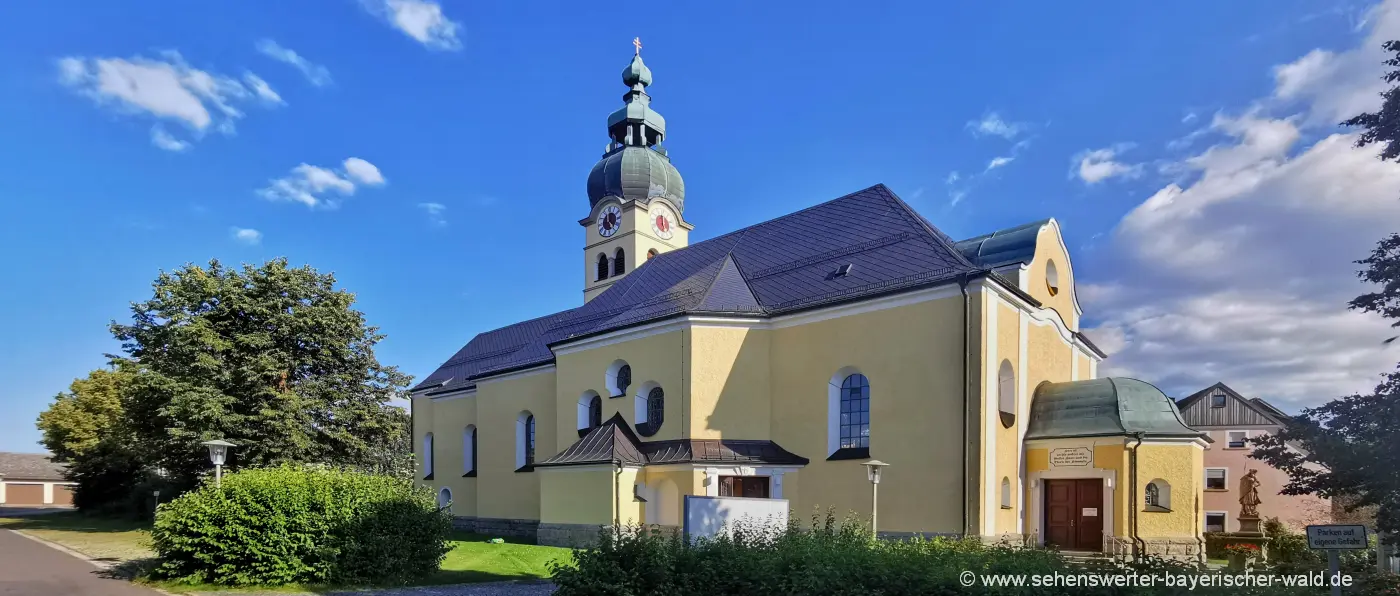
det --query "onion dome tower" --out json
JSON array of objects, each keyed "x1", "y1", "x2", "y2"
[{"x1": 581, "y1": 39, "x2": 692, "y2": 303}]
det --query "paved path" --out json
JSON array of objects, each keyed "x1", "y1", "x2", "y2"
[
  {"x1": 188, "y1": 581, "x2": 556, "y2": 596},
  {"x1": 0, "y1": 529, "x2": 160, "y2": 595}
]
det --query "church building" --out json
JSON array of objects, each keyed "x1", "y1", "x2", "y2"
[{"x1": 411, "y1": 46, "x2": 1211, "y2": 559}]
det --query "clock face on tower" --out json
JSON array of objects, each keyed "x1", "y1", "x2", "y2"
[
  {"x1": 596, "y1": 205, "x2": 622, "y2": 237},
  {"x1": 650, "y1": 204, "x2": 676, "y2": 240}
]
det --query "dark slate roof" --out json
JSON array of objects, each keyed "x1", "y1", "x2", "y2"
[
  {"x1": 954, "y1": 219, "x2": 1050, "y2": 269},
  {"x1": 536, "y1": 413, "x2": 809, "y2": 468},
  {"x1": 1025, "y1": 378, "x2": 1210, "y2": 441},
  {"x1": 414, "y1": 184, "x2": 990, "y2": 392},
  {"x1": 0, "y1": 452, "x2": 68, "y2": 481},
  {"x1": 537, "y1": 413, "x2": 648, "y2": 467}
]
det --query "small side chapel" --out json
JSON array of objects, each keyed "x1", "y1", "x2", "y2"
[{"x1": 411, "y1": 44, "x2": 1210, "y2": 558}]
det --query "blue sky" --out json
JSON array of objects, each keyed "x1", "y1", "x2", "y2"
[{"x1": 3, "y1": 0, "x2": 1398, "y2": 453}]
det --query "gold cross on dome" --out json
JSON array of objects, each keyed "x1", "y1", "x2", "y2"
[{"x1": 633, "y1": 37, "x2": 642, "y2": 55}]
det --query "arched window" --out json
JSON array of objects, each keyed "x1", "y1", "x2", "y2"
[
  {"x1": 613, "y1": 248, "x2": 625, "y2": 276},
  {"x1": 839, "y1": 374, "x2": 870, "y2": 450},
  {"x1": 606, "y1": 361, "x2": 632, "y2": 397},
  {"x1": 437, "y1": 487, "x2": 452, "y2": 510},
  {"x1": 1145, "y1": 479, "x2": 1171, "y2": 510},
  {"x1": 516, "y1": 412, "x2": 536, "y2": 471},
  {"x1": 647, "y1": 249, "x2": 659, "y2": 260},
  {"x1": 463, "y1": 426, "x2": 477, "y2": 476},
  {"x1": 636, "y1": 385, "x2": 664, "y2": 436},
  {"x1": 998, "y1": 360, "x2": 1016, "y2": 428},
  {"x1": 1000, "y1": 477, "x2": 1012, "y2": 509},
  {"x1": 422, "y1": 433, "x2": 434, "y2": 479},
  {"x1": 596, "y1": 253, "x2": 609, "y2": 281},
  {"x1": 1046, "y1": 259, "x2": 1060, "y2": 297},
  {"x1": 577, "y1": 391, "x2": 603, "y2": 436}
]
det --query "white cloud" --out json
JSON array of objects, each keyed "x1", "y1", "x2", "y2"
[
  {"x1": 57, "y1": 51, "x2": 281, "y2": 145},
  {"x1": 343, "y1": 157, "x2": 386, "y2": 186},
  {"x1": 1083, "y1": 1, "x2": 1400, "y2": 409},
  {"x1": 985, "y1": 156, "x2": 1015, "y2": 171},
  {"x1": 255, "y1": 39, "x2": 332, "y2": 86},
  {"x1": 1073, "y1": 145, "x2": 1144, "y2": 184},
  {"x1": 230, "y1": 227, "x2": 262, "y2": 245},
  {"x1": 966, "y1": 112, "x2": 1026, "y2": 139},
  {"x1": 418, "y1": 202, "x2": 447, "y2": 226},
  {"x1": 242, "y1": 73, "x2": 283, "y2": 104},
  {"x1": 361, "y1": 0, "x2": 463, "y2": 50},
  {"x1": 1182, "y1": 111, "x2": 1199, "y2": 124},
  {"x1": 258, "y1": 158, "x2": 386, "y2": 208},
  {"x1": 1269, "y1": 0, "x2": 1400, "y2": 125},
  {"x1": 945, "y1": 171, "x2": 960, "y2": 185},
  {"x1": 150, "y1": 126, "x2": 190, "y2": 152}
]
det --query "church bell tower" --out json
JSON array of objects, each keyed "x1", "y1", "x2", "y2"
[{"x1": 581, "y1": 39, "x2": 691, "y2": 303}]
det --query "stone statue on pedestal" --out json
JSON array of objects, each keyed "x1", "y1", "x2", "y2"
[{"x1": 1239, "y1": 469, "x2": 1262, "y2": 518}]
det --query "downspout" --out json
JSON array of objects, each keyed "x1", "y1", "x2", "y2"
[
  {"x1": 1128, "y1": 432, "x2": 1145, "y2": 561},
  {"x1": 958, "y1": 273, "x2": 972, "y2": 537},
  {"x1": 614, "y1": 458, "x2": 622, "y2": 536}
]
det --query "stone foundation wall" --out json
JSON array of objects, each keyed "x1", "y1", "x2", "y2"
[
  {"x1": 1140, "y1": 536, "x2": 1203, "y2": 561},
  {"x1": 538, "y1": 523, "x2": 608, "y2": 548},
  {"x1": 452, "y1": 516, "x2": 540, "y2": 540},
  {"x1": 881, "y1": 530, "x2": 965, "y2": 541}
]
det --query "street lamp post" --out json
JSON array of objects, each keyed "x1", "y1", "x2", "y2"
[
  {"x1": 201, "y1": 439, "x2": 237, "y2": 488},
  {"x1": 863, "y1": 459, "x2": 889, "y2": 540}
]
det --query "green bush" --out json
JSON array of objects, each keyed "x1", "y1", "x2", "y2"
[
  {"x1": 551, "y1": 510, "x2": 1356, "y2": 596},
  {"x1": 148, "y1": 465, "x2": 451, "y2": 586}
]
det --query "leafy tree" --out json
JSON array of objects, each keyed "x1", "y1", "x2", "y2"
[
  {"x1": 35, "y1": 366, "x2": 131, "y2": 462},
  {"x1": 1342, "y1": 40, "x2": 1400, "y2": 161},
  {"x1": 109, "y1": 258, "x2": 411, "y2": 489}
]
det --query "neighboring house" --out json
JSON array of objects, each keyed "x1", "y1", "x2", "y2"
[
  {"x1": 0, "y1": 452, "x2": 74, "y2": 506},
  {"x1": 409, "y1": 48, "x2": 1211, "y2": 558},
  {"x1": 1176, "y1": 383, "x2": 1330, "y2": 532}
]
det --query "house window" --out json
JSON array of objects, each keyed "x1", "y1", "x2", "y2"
[
  {"x1": 1211, "y1": 393, "x2": 1226, "y2": 408},
  {"x1": 463, "y1": 426, "x2": 477, "y2": 476},
  {"x1": 1205, "y1": 468, "x2": 1227, "y2": 490},
  {"x1": 613, "y1": 248, "x2": 625, "y2": 276},
  {"x1": 422, "y1": 433, "x2": 434, "y2": 479},
  {"x1": 718, "y1": 476, "x2": 770, "y2": 499},
  {"x1": 1046, "y1": 259, "x2": 1060, "y2": 297},
  {"x1": 637, "y1": 386, "x2": 664, "y2": 437},
  {"x1": 840, "y1": 374, "x2": 870, "y2": 449},
  {"x1": 589, "y1": 395, "x2": 603, "y2": 428},
  {"x1": 516, "y1": 412, "x2": 536, "y2": 471},
  {"x1": 606, "y1": 360, "x2": 632, "y2": 397},
  {"x1": 1227, "y1": 430, "x2": 1248, "y2": 449},
  {"x1": 596, "y1": 254, "x2": 609, "y2": 281},
  {"x1": 1145, "y1": 479, "x2": 1171, "y2": 510},
  {"x1": 1000, "y1": 477, "x2": 1012, "y2": 509},
  {"x1": 1205, "y1": 512, "x2": 1227, "y2": 533},
  {"x1": 998, "y1": 360, "x2": 1015, "y2": 428}
]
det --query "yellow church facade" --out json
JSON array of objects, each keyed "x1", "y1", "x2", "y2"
[{"x1": 410, "y1": 49, "x2": 1210, "y2": 559}]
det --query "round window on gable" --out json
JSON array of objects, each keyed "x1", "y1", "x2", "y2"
[{"x1": 1046, "y1": 259, "x2": 1060, "y2": 297}]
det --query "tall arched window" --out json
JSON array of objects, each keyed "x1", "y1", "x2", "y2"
[
  {"x1": 422, "y1": 433, "x2": 434, "y2": 479},
  {"x1": 462, "y1": 426, "x2": 476, "y2": 476},
  {"x1": 516, "y1": 411, "x2": 536, "y2": 471},
  {"x1": 840, "y1": 374, "x2": 870, "y2": 450},
  {"x1": 577, "y1": 391, "x2": 604, "y2": 436},
  {"x1": 589, "y1": 395, "x2": 603, "y2": 428},
  {"x1": 635, "y1": 384, "x2": 664, "y2": 437},
  {"x1": 613, "y1": 248, "x2": 625, "y2": 276},
  {"x1": 998, "y1": 360, "x2": 1016, "y2": 428},
  {"x1": 1000, "y1": 477, "x2": 1012, "y2": 509},
  {"x1": 596, "y1": 254, "x2": 609, "y2": 281}
]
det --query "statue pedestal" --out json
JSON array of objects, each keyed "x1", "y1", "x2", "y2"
[
  {"x1": 1238, "y1": 516, "x2": 1263, "y2": 535},
  {"x1": 1221, "y1": 517, "x2": 1268, "y2": 571}
]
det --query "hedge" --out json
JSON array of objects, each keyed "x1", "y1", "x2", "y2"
[
  {"x1": 551, "y1": 511, "x2": 1396, "y2": 596},
  {"x1": 149, "y1": 465, "x2": 452, "y2": 586}
]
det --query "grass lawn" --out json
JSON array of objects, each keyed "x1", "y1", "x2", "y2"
[{"x1": 0, "y1": 512, "x2": 573, "y2": 593}]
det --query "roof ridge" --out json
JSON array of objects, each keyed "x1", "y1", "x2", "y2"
[{"x1": 875, "y1": 185, "x2": 981, "y2": 271}]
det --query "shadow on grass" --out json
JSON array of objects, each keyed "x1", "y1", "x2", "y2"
[{"x1": 0, "y1": 511, "x2": 150, "y2": 534}]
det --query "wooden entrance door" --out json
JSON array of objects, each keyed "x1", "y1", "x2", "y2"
[{"x1": 1043, "y1": 479, "x2": 1103, "y2": 551}]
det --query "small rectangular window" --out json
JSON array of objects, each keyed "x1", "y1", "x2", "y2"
[
  {"x1": 1205, "y1": 512, "x2": 1226, "y2": 532},
  {"x1": 1205, "y1": 468, "x2": 1227, "y2": 490},
  {"x1": 1211, "y1": 393, "x2": 1227, "y2": 408},
  {"x1": 1227, "y1": 431, "x2": 1248, "y2": 449}
]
